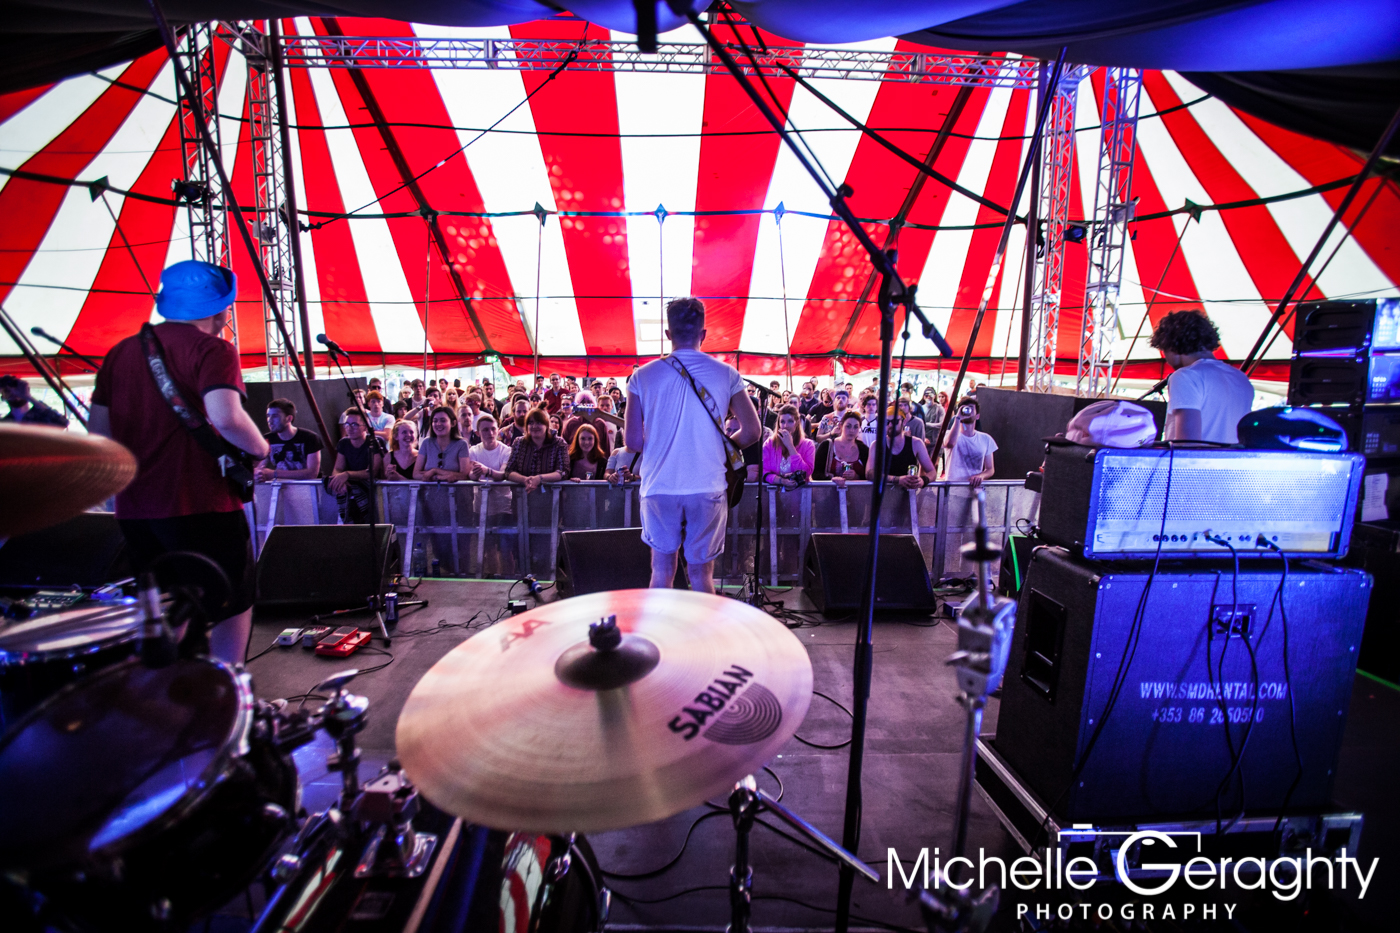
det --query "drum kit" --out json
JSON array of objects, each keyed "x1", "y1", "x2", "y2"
[{"x1": 0, "y1": 423, "x2": 1010, "y2": 933}]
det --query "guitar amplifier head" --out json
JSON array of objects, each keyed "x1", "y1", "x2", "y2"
[{"x1": 1039, "y1": 442, "x2": 1365, "y2": 559}]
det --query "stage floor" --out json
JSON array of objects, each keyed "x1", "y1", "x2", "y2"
[{"x1": 244, "y1": 579, "x2": 1397, "y2": 932}]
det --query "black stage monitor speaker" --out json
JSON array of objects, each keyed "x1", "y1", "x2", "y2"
[
  {"x1": 256, "y1": 524, "x2": 400, "y2": 608},
  {"x1": 0, "y1": 512, "x2": 130, "y2": 588},
  {"x1": 556, "y1": 528, "x2": 686, "y2": 598},
  {"x1": 802, "y1": 534, "x2": 934, "y2": 616},
  {"x1": 993, "y1": 546, "x2": 1370, "y2": 823}
]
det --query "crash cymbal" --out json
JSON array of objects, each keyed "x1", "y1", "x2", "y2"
[
  {"x1": 396, "y1": 589, "x2": 812, "y2": 834},
  {"x1": 0, "y1": 424, "x2": 136, "y2": 537}
]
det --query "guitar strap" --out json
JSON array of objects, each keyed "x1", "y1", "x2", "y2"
[{"x1": 138, "y1": 323, "x2": 252, "y2": 497}]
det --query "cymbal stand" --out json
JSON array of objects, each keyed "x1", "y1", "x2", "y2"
[
  {"x1": 725, "y1": 775, "x2": 880, "y2": 933},
  {"x1": 916, "y1": 488, "x2": 1016, "y2": 933}
]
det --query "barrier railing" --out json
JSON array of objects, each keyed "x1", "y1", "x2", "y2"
[{"x1": 249, "y1": 480, "x2": 1036, "y2": 585}]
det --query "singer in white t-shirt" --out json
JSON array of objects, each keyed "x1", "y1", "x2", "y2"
[{"x1": 1150, "y1": 310, "x2": 1254, "y2": 444}]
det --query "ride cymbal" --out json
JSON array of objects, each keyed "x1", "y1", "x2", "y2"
[
  {"x1": 396, "y1": 589, "x2": 813, "y2": 834},
  {"x1": 0, "y1": 424, "x2": 136, "y2": 537}
]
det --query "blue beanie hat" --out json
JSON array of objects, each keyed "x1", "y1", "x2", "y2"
[{"x1": 155, "y1": 260, "x2": 236, "y2": 321}]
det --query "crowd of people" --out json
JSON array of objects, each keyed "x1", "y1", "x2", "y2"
[{"x1": 248, "y1": 369, "x2": 999, "y2": 525}]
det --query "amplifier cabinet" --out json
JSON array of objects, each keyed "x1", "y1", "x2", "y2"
[
  {"x1": 1039, "y1": 442, "x2": 1365, "y2": 559},
  {"x1": 993, "y1": 547, "x2": 1371, "y2": 823}
]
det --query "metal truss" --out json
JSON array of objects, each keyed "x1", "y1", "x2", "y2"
[
  {"x1": 1076, "y1": 68, "x2": 1141, "y2": 398},
  {"x1": 173, "y1": 22, "x2": 234, "y2": 346},
  {"x1": 275, "y1": 35, "x2": 1039, "y2": 88},
  {"x1": 223, "y1": 21, "x2": 301, "y2": 381},
  {"x1": 1025, "y1": 66, "x2": 1089, "y2": 393}
]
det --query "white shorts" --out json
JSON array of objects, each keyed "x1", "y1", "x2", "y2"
[{"x1": 640, "y1": 491, "x2": 729, "y2": 564}]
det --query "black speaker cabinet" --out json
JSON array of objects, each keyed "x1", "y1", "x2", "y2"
[
  {"x1": 1344, "y1": 520, "x2": 1400, "y2": 684},
  {"x1": 993, "y1": 546, "x2": 1370, "y2": 823},
  {"x1": 0, "y1": 512, "x2": 130, "y2": 588},
  {"x1": 801, "y1": 534, "x2": 934, "y2": 615},
  {"x1": 1288, "y1": 355, "x2": 1367, "y2": 406},
  {"x1": 1292, "y1": 300, "x2": 1379, "y2": 354},
  {"x1": 555, "y1": 528, "x2": 686, "y2": 598},
  {"x1": 256, "y1": 524, "x2": 400, "y2": 608}
]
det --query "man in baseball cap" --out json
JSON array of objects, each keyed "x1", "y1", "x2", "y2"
[{"x1": 88, "y1": 260, "x2": 271, "y2": 663}]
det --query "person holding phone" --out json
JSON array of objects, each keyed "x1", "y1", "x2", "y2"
[{"x1": 943, "y1": 398, "x2": 997, "y2": 487}]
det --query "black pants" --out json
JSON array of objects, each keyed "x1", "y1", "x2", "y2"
[{"x1": 119, "y1": 509, "x2": 255, "y2": 616}]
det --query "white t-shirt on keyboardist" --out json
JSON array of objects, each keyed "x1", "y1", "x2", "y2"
[
  {"x1": 629, "y1": 348, "x2": 744, "y2": 497},
  {"x1": 1165, "y1": 358, "x2": 1254, "y2": 444}
]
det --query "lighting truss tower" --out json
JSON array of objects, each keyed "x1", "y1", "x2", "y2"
[
  {"x1": 173, "y1": 22, "x2": 235, "y2": 346},
  {"x1": 1076, "y1": 68, "x2": 1142, "y2": 398},
  {"x1": 1024, "y1": 65, "x2": 1087, "y2": 392},
  {"x1": 224, "y1": 21, "x2": 301, "y2": 381}
]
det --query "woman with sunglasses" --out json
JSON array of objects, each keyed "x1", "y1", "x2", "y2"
[{"x1": 413, "y1": 406, "x2": 470, "y2": 482}]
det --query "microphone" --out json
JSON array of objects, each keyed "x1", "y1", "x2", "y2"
[
  {"x1": 30, "y1": 326, "x2": 51, "y2": 340},
  {"x1": 744, "y1": 378, "x2": 779, "y2": 397},
  {"x1": 522, "y1": 574, "x2": 544, "y2": 599},
  {"x1": 316, "y1": 333, "x2": 343, "y2": 359},
  {"x1": 1137, "y1": 375, "x2": 1170, "y2": 400}
]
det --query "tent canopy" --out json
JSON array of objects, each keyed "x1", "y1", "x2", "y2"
[{"x1": 0, "y1": 15, "x2": 1396, "y2": 378}]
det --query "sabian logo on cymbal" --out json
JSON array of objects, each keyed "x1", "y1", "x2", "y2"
[{"x1": 667, "y1": 664, "x2": 783, "y2": 745}]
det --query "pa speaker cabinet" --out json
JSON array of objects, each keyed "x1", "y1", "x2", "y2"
[
  {"x1": 801, "y1": 534, "x2": 934, "y2": 615},
  {"x1": 556, "y1": 528, "x2": 686, "y2": 598},
  {"x1": 0, "y1": 512, "x2": 130, "y2": 588},
  {"x1": 993, "y1": 546, "x2": 1370, "y2": 823},
  {"x1": 256, "y1": 524, "x2": 399, "y2": 608}
]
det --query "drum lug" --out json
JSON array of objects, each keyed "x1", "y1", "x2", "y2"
[
  {"x1": 596, "y1": 887, "x2": 611, "y2": 933},
  {"x1": 271, "y1": 852, "x2": 303, "y2": 883}
]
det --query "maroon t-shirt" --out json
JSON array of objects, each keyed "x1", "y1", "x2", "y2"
[{"x1": 92, "y1": 322, "x2": 246, "y2": 520}]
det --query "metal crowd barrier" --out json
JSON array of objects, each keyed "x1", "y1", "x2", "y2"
[{"x1": 249, "y1": 480, "x2": 1036, "y2": 585}]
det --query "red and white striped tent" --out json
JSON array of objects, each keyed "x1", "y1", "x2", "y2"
[{"x1": 2, "y1": 17, "x2": 1396, "y2": 380}]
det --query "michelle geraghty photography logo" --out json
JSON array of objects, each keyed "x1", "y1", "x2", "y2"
[{"x1": 887, "y1": 830, "x2": 1380, "y2": 918}]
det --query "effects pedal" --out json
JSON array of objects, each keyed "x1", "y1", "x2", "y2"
[
  {"x1": 301, "y1": 625, "x2": 331, "y2": 648},
  {"x1": 316, "y1": 628, "x2": 372, "y2": 657},
  {"x1": 277, "y1": 627, "x2": 303, "y2": 647}
]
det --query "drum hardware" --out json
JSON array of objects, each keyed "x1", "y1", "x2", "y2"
[
  {"x1": 316, "y1": 669, "x2": 373, "y2": 813},
  {"x1": 917, "y1": 488, "x2": 1016, "y2": 933},
  {"x1": 724, "y1": 774, "x2": 879, "y2": 933},
  {"x1": 352, "y1": 763, "x2": 438, "y2": 879}
]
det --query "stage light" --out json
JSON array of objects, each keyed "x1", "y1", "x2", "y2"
[
  {"x1": 1064, "y1": 224, "x2": 1088, "y2": 244},
  {"x1": 171, "y1": 179, "x2": 210, "y2": 206}
]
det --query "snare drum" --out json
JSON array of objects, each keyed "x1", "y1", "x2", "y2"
[
  {"x1": 0, "y1": 657, "x2": 298, "y2": 929},
  {"x1": 0, "y1": 598, "x2": 145, "y2": 729}
]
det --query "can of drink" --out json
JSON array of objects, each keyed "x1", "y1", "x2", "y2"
[
  {"x1": 431, "y1": 558, "x2": 441, "y2": 577},
  {"x1": 384, "y1": 591, "x2": 399, "y2": 623},
  {"x1": 907, "y1": 465, "x2": 919, "y2": 476}
]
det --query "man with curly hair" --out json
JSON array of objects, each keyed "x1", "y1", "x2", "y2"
[{"x1": 1149, "y1": 310, "x2": 1254, "y2": 443}]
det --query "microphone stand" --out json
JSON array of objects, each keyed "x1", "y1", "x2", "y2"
[
  {"x1": 916, "y1": 488, "x2": 1016, "y2": 933},
  {"x1": 322, "y1": 340, "x2": 391, "y2": 646},
  {"x1": 742, "y1": 381, "x2": 780, "y2": 609},
  {"x1": 1136, "y1": 375, "x2": 1169, "y2": 401},
  {"x1": 30, "y1": 326, "x2": 103, "y2": 373}
]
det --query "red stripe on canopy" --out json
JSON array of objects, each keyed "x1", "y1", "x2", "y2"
[
  {"x1": 790, "y1": 51, "x2": 994, "y2": 357},
  {"x1": 65, "y1": 109, "x2": 182, "y2": 353},
  {"x1": 513, "y1": 19, "x2": 637, "y2": 357},
  {"x1": 0, "y1": 84, "x2": 53, "y2": 125},
  {"x1": 286, "y1": 60, "x2": 380, "y2": 354},
  {"x1": 1234, "y1": 109, "x2": 1400, "y2": 288},
  {"x1": 691, "y1": 24, "x2": 802, "y2": 352},
  {"x1": 797, "y1": 66, "x2": 995, "y2": 359},
  {"x1": 943, "y1": 88, "x2": 1031, "y2": 358},
  {"x1": 1145, "y1": 71, "x2": 1319, "y2": 335},
  {"x1": 0, "y1": 49, "x2": 167, "y2": 308}
]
